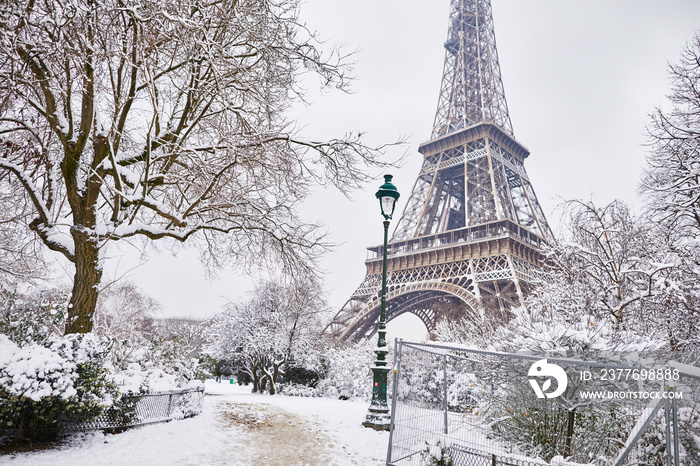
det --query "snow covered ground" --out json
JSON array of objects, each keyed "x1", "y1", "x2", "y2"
[{"x1": 1, "y1": 381, "x2": 390, "y2": 466}]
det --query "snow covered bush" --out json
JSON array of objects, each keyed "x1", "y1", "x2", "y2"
[
  {"x1": 93, "y1": 284, "x2": 208, "y2": 386},
  {"x1": 0, "y1": 288, "x2": 206, "y2": 444},
  {"x1": 0, "y1": 334, "x2": 117, "y2": 442},
  {"x1": 145, "y1": 335, "x2": 203, "y2": 386},
  {"x1": 0, "y1": 289, "x2": 103, "y2": 441},
  {"x1": 678, "y1": 406, "x2": 700, "y2": 464},
  {"x1": 315, "y1": 340, "x2": 378, "y2": 401},
  {"x1": 169, "y1": 388, "x2": 206, "y2": 420},
  {"x1": 103, "y1": 332, "x2": 206, "y2": 395},
  {"x1": 392, "y1": 348, "x2": 481, "y2": 413},
  {"x1": 420, "y1": 440, "x2": 454, "y2": 466},
  {"x1": 278, "y1": 383, "x2": 320, "y2": 398},
  {"x1": 488, "y1": 383, "x2": 633, "y2": 463},
  {"x1": 276, "y1": 357, "x2": 323, "y2": 396},
  {"x1": 281, "y1": 364, "x2": 322, "y2": 388},
  {"x1": 253, "y1": 337, "x2": 378, "y2": 400},
  {"x1": 482, "y1": 307, "x2": 667, "y2": 463},
  {"x1": 0, "y1": 289, "x2": 66, "y2": 347},
  {"x1": 273, "y1": 338, "x2": 389, "y2": 401},
  {"x1": 488, "y1": 307, "x2": 663, "y2": 356}
]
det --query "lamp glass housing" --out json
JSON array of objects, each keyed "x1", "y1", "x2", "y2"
[
  {"x1": 375, "y1": 174, "x2": 400, "y2": 220},
  {"x1": 380, "y1": 196, "x2": 396, "y2": 219}
]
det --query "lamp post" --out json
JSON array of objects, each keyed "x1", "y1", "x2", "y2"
[{"x1": 363, "y1": 174, "x2": 400, "y2": 431}]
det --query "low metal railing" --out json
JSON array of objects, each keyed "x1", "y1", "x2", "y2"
[
  {"x1": 1, "y1": 386, "x2": 205, "y2": 445},
  {"x1": 63, "y1": 386, "x2": 205, "y2": 432}
]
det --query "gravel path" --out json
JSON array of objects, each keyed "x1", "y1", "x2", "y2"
[
  {"x1": 216, "y1": 400, "x2": 336, "y2": 465},
  {"x1": 1, "y1": 383, "x2": 389, "y2": 466}
]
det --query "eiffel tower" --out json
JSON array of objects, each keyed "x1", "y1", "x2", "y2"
[{"x1": 327, "y1": 0, "x2": 552, "y2": 342}]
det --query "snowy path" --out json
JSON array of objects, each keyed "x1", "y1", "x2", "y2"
[{"x1": 1, "y1": 382, "x2": 389, "y2": 466}]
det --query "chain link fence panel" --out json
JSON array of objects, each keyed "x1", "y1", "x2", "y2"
[{"x1": 386, "y1": 340, "x2": 700, "y2": 466}]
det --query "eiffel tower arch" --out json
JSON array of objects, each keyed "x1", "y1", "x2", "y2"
[{"x1": 327, "y1": 0, "x2": 552, "y2": 342}]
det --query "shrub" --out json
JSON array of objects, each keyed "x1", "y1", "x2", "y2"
[
  {"x1": 0, "y1": 334, "x2": 117, "y2": 442},
  {"x1": 0, "y1": 289, "x2": 204, "y2": 444},
  {"x1": 282, "y1": 365, "x2": 321, "y2": 388},
  {"x1": 0, "y1": 289, "x2": 66, "y2": 346},
  {"x1": 315, "y1": 341, "x2": 377, "y2": 400},
  {"x1": 421, "y1": 440, "x2": 455, "y2": 466}
]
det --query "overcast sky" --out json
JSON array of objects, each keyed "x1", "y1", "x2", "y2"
[{"x1": 101, "y1": 1, "x2": 700, "y2": 331}]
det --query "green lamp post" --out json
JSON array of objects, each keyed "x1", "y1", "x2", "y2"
[{"x1": 363, "y1": 174, "x2": 400, "y2": 431}]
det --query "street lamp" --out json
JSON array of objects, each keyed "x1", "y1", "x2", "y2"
[{"x1": 363, "y1": 174, "x2": 400, "y2": 431}]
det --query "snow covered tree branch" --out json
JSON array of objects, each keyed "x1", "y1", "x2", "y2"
[
  {"x1": 642, "y1": 33, "x2": 700, "y2": 237},
  {"x1": 0, "y1": 0, "x2": 399, "y2": 333},
  {"x1": 558, "y1": 200, "x2": 672, "y2": 329}
]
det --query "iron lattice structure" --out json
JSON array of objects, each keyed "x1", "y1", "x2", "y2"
[{"x1": 327, "y1": 0, "x2": 552, "y2": 342}]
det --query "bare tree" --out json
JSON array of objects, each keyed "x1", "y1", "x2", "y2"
[
  {"x1": 0, "y1": 168, "x2": 48, "y2": 287},
  {"x1": 559, "y1": 200, "x2": 673, "y2": 330},
  {"x1": 154, "y1": 317, "x2": 208, "y2": 359},
  {"x1": 93, "y1": 281, "x2": 159, "y2": 367},
  {"x1": 147, "y1": 317, "x2": 210, "y2": 382},
  {"x1": 642, "y1": 33, "x2": 700, "y2": 237},
  {"x1": 518, "y1": 200, "x2": 698, "y2": 351},
  {"x1": 639, "y1": 227, "x2": 700, "y2": 352},
  {"x1": 0, "y1": 0, "x2": 397, "y2": 333},
  {"x1": 639, "y1": 34, "x2": 700, "y2": 351}
]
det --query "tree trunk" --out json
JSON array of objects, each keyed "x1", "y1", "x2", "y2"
[
  {"x1": 247, "y1": 360, "x2": 261, "y2": 393},
  {"x1": 269, "y1": 361, "x2": 284, "y2": 396},
  {"x1": 267, "y1": 369, "x2": 276, "y2": 395},
  {"x1": 564, "y1": 408, "x2": 576, "y2": 458},
  {"x1": 65, "y1": 230, "x2": 102, "y2": 334}
]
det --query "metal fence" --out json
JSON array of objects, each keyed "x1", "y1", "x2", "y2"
[
  {"x1": 64, "y1": 386, "x2": 205, "y2": 432},
  {"x1": 1, "y1": 386, "x2": 205, "y2": 445},
  {"x1": 386, "y1": 340, "x2": 700, "y2": 466}
]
